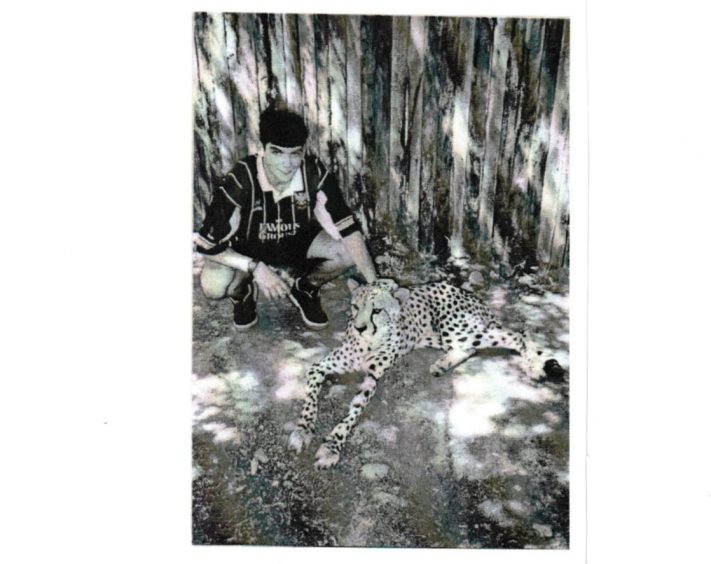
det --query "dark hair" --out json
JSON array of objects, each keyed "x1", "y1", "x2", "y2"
[{"x1": 259, "y1": 106, "x2": 308, "y2": 148}]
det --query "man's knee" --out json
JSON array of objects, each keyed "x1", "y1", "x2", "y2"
[
  {"x1": 335, "y1": 243, "x2": 355, "y2": 267},
  {"x1": 310, "y1": 239, "x2": 353, "y2": 267},
  {"x1": 200, "y1": 261, "x2": 237, "y2": 299}
]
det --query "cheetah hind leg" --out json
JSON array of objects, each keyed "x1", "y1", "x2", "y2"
[{"x1": 429, "y1": 346, "x2": 477, "y2": 377}]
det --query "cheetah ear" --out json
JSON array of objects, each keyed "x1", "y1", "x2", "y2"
[
  {"x1": 346, "y1": 278, "x2": 361, "y2": 294},
  {"x1": 375, "y1": 278, "x2": 398, "y2": 293},
  {"x1": 394, "y1": 288, "x2": 410, "y2": 304},
  {"x1": 383, "y1": 293, "x2": 401, "y2": 318}
]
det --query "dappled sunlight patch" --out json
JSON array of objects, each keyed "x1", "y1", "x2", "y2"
[
  {"x1": 192, "y1": 370, "x2": 266, "y2": 446},
  {"x1": 192, "y1": 374, "x2": 232, "y2": 409},
  {"x1": 279, "y1": 339, "x2": 329, "y2": 361},
  {"x1": 200, "y1": 421, "x2": 241, "y2": 444},
  {"x1": 325, "y1": 384, "x2": 348, "y2": 399},
  {"x1": 361, "y1": 463, "x2": 389, "y2": 480},
  {"x1": 448, "y1": 359, "x2": 554, "y2": 440},
  {"x1": 543, "y1": 411, "x2": 562, "y2": 425},
  {"x1": 533, "y1": 523, "x2": 554, "y2": 538},
  {"x1": 273, "y1": 340, "x2": 331, "y2": 402},
  {"x1": 505, "y1": 499, "x2": 530, "y2": 517},
  {"x1": 516, "y1": 292, "x2": 569, "y2": 333},
  {"x1": 281, "y1": 339, "x2": 329, "y2": 361},
  {"x1": 501, "y1": 424, "x2": 528, "y2": 439},
  {"x1": 518, "y1": 304, "x2": 547, "y2": 326},
  {"x1": 373, "y1": 490, "x2": 408, "y2": 508},
  {"x1": 449, "y1": 441, "x2": 482, "y2": 479},
  {"x1": 358, "y1": 420, "x2": 400, "y2": 445},
  {"x1": 293, "y1": 347, "x2": 329, "y2": 361},
  {"x1": 488, "y1": 287, "x2": 508, "y2": 313},
  {"x1": 274, "y1": 359, "x2": 306, "y2": 402},
  {"x1": 478, "y1": 499, "x2": 515, "y2": 528},
  {"x1": 194, "y1": 405, "x2": 221, "y2": 421}
]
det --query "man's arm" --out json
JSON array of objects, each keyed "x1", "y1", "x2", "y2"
[
  {"x1": 201, "y1": 246, "x2": 252, "y2": 272},
  {"x1": 203, "y1": 248, "x2": 289, "y2": 300},
  {"x1": 196, "y1": 174, "x2": 288, "y2": 299},
  {"x1": 311, "y1": 163, "x2": 378, "y2": 284}
]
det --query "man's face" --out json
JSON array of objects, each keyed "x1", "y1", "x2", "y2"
[{"x1": 263, "y1": 143, "x2": 305, "y2": 186}]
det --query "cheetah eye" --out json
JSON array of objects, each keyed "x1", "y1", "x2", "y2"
[{"x1": 372, "y1": 308, "x2": 383, "y2": 314}]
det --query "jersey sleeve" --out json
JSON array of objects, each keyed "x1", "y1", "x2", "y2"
[
  {"x1": 316, "y1": 164, "x2": 360, "y2": 238},
  {"x1": 195, "y1": 172, "x2": 245, "y2": 255}
]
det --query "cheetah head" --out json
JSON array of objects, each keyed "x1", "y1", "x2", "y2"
[{"x1": 346, "y1": 278, "x2": 404, "y2": 342}]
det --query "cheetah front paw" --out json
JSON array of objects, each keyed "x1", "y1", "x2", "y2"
[
  {"x1": 288, "y1": 428, "x2": 313, "y2": 453},
  {"x1": 314, "y1": 443, "x2": 340, "y2": 469}
]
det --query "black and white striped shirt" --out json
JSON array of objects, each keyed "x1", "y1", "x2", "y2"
[{"x1": 196, "y1": 154, "x2": 358, "y2": 265}]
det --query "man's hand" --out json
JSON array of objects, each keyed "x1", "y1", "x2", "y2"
[{"x1": 253, "y1": 262, "x2": 289, "y2": 300}]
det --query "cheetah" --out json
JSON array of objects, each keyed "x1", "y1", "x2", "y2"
[{"x1": 288, "y1": 279, "x2": 564, "y2": 468}]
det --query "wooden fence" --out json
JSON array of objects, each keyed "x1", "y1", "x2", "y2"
[{"x1": 193, "y1": 13, "x2": 570, "y2": 271}]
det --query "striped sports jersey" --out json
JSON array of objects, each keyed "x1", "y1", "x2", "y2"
[{"x1": 196, "y1": 154, "x2": 359, "y2": 268}]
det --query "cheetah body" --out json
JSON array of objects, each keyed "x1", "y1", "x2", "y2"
[{"x1": 289, "y1": 279, "x2": 558, "y2": 468}]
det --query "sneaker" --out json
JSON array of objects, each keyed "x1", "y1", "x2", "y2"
[
  {"x1": 289, "y1": 278, "x2": 328, "y2": 328},
  {"x1": 231, "y1": 283, "x2": 258, "y2": 330}
]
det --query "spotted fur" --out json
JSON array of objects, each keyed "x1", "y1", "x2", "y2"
[{"x1": 288, "y1": 279, "x2": 563, "y2": 468}]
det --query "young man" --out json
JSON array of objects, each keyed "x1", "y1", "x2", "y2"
[{"x1": 195, "y1": 107, "x2": 378, "y2": 330}]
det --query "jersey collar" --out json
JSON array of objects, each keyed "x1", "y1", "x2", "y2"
[{"x1": 256, "y1": 153, "x2": 304, "y2": 202}]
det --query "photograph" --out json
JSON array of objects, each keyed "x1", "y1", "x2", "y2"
[
  {"x1": 8, "y1": 1, "x2": 711, "y2": 562},
  {"x1": 191, "y1": 12, "x2": 571, "y2": 548}
]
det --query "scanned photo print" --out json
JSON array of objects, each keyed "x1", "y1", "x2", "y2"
[{"x1": 192, "y1": 12, "x2": 570, "y2": 548}]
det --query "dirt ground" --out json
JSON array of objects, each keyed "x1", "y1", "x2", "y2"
[{"x1": 191, "y1": 254, "x2": 570, "y2": 548}]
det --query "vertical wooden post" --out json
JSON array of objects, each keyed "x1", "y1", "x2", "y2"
[
  {"x1": 403, "y1": 16, "x2": 426, "y2": 251},
  {"x1": 478, "y1": 19, "x2": 509, "y2": 254},
  {"x1": 538, "y1": 20, "x2": 569, "y2": 266},
  {"x1": 193, "y1": 14, "x2": 213, "y2": 226},
  {"x1": 298, "y1": 16, "x2": 318, "y2": 155},
  {"x1": 266, "y1": 14, "x2": 286, "y2": 102},
  {"x1": 314, "y1": 16, "x2": 331, "y2": 163},
  {"x1": 283, "y1": 15, "x2": 303, "y2": 111},
  {"x1": 193, "y1": 14, "x2": 222, "y2": 189},
  {"x1": 328, "y1": 16, "x2": 348, "y2": 200},
  {"x1": 430, "y1": 17, "x2": 454, "y2": 258},
  {"x1": 465, "y1": 18, "x2": 495, "y2": 252},
  {"x1": 255, "y1": 15, "x2": 272, "y2": 111},
  {"x1": 361, "y1": 16, "x2": 392, "y2": 234},
  {"x1": 448, "y1": 18, "x2": 476, "y2": 259},
  {"x1": 223, "y1": 14, "x2": 248, "y2": 161},
  {"x1": 506, "y1": 19, "x2": 549, "y2": 266},
  {"x1": 388, "y1": 16, "x2": 410, "y2": 235},
  {"x1": 345, "y1": 16, "x2": 366, "y2": 230},
  {"x1": 235, "y1": 14, "x2": 261, "y2": 154},
  {"x1": 199, "y1": 13, "x2": 237, "y2": 174},
  {"x1": 418, "y1": 17, "x2": 442, "y2": 255},
  {"x1": 491, "y1": 19, "x2": 523, "y2": 265}
]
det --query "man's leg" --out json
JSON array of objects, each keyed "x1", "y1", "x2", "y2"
[
  {"x1": 200, "y1": 260, "x2": 258, "y2": 330},
  {"x1": 289, "y1": 231, "x2": 355, "y2": 328},
  {"x1": 303, "y1": 230, "x2": 355, "y2": 286}
]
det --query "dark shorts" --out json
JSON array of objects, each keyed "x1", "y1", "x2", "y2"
[{"x1": 231, "y1": 228, "x2": 320, "y2": 271}]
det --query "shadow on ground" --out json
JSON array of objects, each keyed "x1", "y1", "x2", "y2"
[{"x1": 192, "y1": 256, "x2": 570, "y2": 548}]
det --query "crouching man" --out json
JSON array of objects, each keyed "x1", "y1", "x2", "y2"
[{"x1": 195, "y1": 106, "x2": 377, "y2": 329}]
